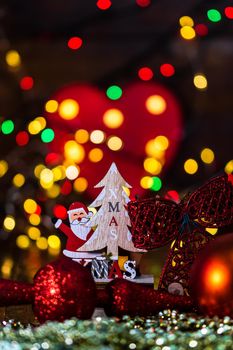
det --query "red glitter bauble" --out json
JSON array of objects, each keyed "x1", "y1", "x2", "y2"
[
  {"x1": 190, "y1": 233, "x2": 233, "y2": 317},
  {"x1": 33, "y1": 258, "x2": 96, "y2": 322},
  {"x1": 100, "y1": 278, "x2": 194, "y2": 317}
]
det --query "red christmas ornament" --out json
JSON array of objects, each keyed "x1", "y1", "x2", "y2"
[
  {"x1": 0, "y1": 279, "x2": 33, "y2": 306},
  {"x1": 190, "y1": 233, "x2": 233, "y2": 317},
  {"x1": 99, "y1": 278, "x2": 194, "y2": 317},
  {"x1": 33, "y1": 258, "x2": 96, "y2": 322},
  {"x1": 128, "y1": 174, "x2": 233, "y2": 296}
]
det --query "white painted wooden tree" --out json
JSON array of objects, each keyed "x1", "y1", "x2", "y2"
[{"x1": 78, "y1": 162, "x2": 145, "y2": 259}]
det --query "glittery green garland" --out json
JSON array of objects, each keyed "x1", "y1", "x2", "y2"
[{"x1": 0, "y1": 310, "x2": 233, "y2": 350}]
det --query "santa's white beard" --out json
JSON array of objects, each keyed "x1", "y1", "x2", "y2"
[{"x1": 70, "y1": 220, "x2": 90, "y2": 240}]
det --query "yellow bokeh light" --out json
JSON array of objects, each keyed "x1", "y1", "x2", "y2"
[
  {"x1": 179, "y1": 16, "x2": 194, "y2": 27},
  {"x1": 13, "y1": 173, "x2": 25, "y2": 187},
  {"x1": 107, "y1": 136, "x2": 123, "y2": 151},
  {"x1": 40, "y1": 180, "x2": 53, "y2": 189},
  {"x1": 66, "y1": 165, "x2": 79, "y2": 180},
  {"x1": 225, "y1": 160, "x2": 233, "y2": 174},
  {"x1": 58, "y1": 99, "x2": 79, "y2": 120},
  {"x1": 88, "y1": 148, "x2": 104, "y2": 163},
  {"x1": 36, "y1": 237, "x2": 48, "y2": 250},
  {"x1": 90, "y1": 130, "x2": 105, "y2": 144},
  {"x1": 3, "y1": 216, "x2": 15, "y2": 231},
  {"x1": 140, "y1": 176, "x2": 153, "y2": 189},
  {"x1": 1, "y1": 258, "x2": 13, "y2": 278},
  {"x1": 35, "y1": 116, "x2": 46, "y2": 130},
  {"x1": 144, "y1": 158, "x2": 162, "y2": 175},
  {"x1": 16, "y1": 235, "x2": 30, "y2": 249},
  {"x1": 24, "y1": 199, "x2": 37, "y2": 214},
  {"x1": 64, "y1": 140, "x2": 85, "y2": 163},
  {"x1": 40, "y1": 168, "x2": 54, "y2": 183},
  {"x1": 48, "y1": 235, "x2": 61, "y2": 249},
  {"x1": 45, "y1": 100, "x2": 58, "y2": 113},
  {"x1": 48, "y1": 247, "x2": 61, "y2": 256},
  {"x1": 0, "y1": 160, "x2": 8, "y2": 177},
  {"x1": 204, "y1": 261, "x2": 230, "y2": 292},
  {"x1": 73, "y1": 177, "x2": 88, "y2": 192},
  {"x1": 184, "y1": 159, "x2": 198, "y2": 175},
  {"x1": 47, "y1": 184, "x2": 60, "y2": 198},
  {"x1": 28, "y1": 120, "x2": 42, "y2": 135},
  {"x1": 180, "y1": 26, "x2": 196, "y2": 40},
  {"x1": 103, "y1": 109, "x2": 124, "y2": 129},
  {"x1": 206, "y1": 228, "x2": 218, "y2": 235},
  {"x1": 200, "y1": 148, "x2": 215, "y2": 164},
  {"x1": 193, "y1": 74, "x2": 208, "y2": 90},
  {"x1": 52, "y1": 166, "x2": 66, "y2": 181},
  {"x1": 145, "y1": 95, "x2": 167, "y2": 115},
  {"x1": 5, "y1": 50, "x2": 21, "y2": 68},
  {"x1": 145, "y1": 140, "x2": 165, "y2": 158},
  {"x1": 28, "y1": 227, "x2": 41, "y2": 240},
  {"x1": 34, "y1": 164, "x2": 45, "y2": 178},
  {"x1": 154, "y1": 135, "x2": 169, "y2": 151},
  {"x1": 29, "y1": 214, "x2": 41, "y2": 226},
  {"x1": 75, "y1": 129, "x2": 89, "y2": 144}
]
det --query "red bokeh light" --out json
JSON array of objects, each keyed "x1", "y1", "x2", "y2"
[
  {"x1": 16, "y1": 131, "x2": 29, "y2": 146},
  {"x1": 53, "y1": 204, "x2": 67, "y2": 219},
  {"x1": 136, "y1": 0, "x2": 151, "y2": 8},
  {"x1": 67, "y1": 37, "x2": 83, "y2": 50},
  {"x1": 225, "y1": 7, "x2": 233, "y2": 19},
  {"x1": 20, "y1": 76, "x2": 34, "y2": 90},
  {"x1": 35, "y1": 205, "x2": 42, "y2": 216},
  {"x1": 45, "y1": 152, "x2": 61, "y2": 165},
  {"x1": 165, "y1": 190, "x2": 180, "y2": 203},
  {"x1": 60, "y1": 180, "x2": 72, "y2": 196},
  {"x1": 96, "y1": 0, "x2": 112, "y2": 10},
  {"x1": 195, "y1": 24, "x2": 208, "y2": 36},
  {"x1": 138, "y1": 67, "x2": 154, "y2": 81},
  {"x1": 160, "y1": 63, "x2": 175, "y2": 77}
]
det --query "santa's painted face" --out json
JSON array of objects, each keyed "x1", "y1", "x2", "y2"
[
  {"x1": 69, "y1": 210, "x2": 91, "y2": 240},
  {"x1": 70, "y1": 210, "x2": 87, "y2": 223}
]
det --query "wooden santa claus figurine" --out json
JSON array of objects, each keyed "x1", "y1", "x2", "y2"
[{"x1": 52, "y1": 202, "x2": 94, "y2": 259}]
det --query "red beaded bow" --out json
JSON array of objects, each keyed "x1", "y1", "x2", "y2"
[{"x1": 128, "y1": 174, "x2": 233, "y2": 296}]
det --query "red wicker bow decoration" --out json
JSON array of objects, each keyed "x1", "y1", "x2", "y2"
[{"x1": 128, "y1": 174, "x2": 233, "y2": 296}]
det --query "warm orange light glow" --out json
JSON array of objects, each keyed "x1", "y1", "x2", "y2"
[{"x1": 204, "y1": 260, "x2": 230, "y2": 292}]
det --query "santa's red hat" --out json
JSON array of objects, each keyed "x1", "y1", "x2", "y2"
[{"x1": 67, "y1": 202, "x2": 89, "y2": 215}]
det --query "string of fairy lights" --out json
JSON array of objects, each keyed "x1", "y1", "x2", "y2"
[{"x1": 0, "y1": 1, "x2": 233, "y2": 274}]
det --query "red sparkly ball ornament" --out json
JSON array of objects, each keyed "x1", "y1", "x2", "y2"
[
  {"x1": 99, "y1": 278, "x2": 194, "y2": 317},
  {"x1": 190, "y1": 233, "x2": 233, "y2": 317},
  {"x1": 33, "y1": 258, "x2": 96, "y2": 323}
]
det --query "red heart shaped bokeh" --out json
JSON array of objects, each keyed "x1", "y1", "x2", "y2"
[{"x1": 45, "y1": 82, "x2": 183, "y2": 197}]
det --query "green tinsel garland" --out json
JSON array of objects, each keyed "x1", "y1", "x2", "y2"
[{"x1": 0, "y1": 310, "x2": 233, "y2": 349}]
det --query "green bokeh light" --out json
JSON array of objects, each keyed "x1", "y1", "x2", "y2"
[
  {"x1": 106, "y1": 85, "x2": 123, "y2": 100},
  {"x1": 1, "y1": 120, "x2": 14, "y2": 135},
  {"x1": 150, "y1": 176, "x2": 162, "y2": 191},
  {"x1": 207, "y1": 9, "x2": 221, "y2": 22},
  {"x1": 41, "y1": 128, "x2": 55, "y2": 143}
]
